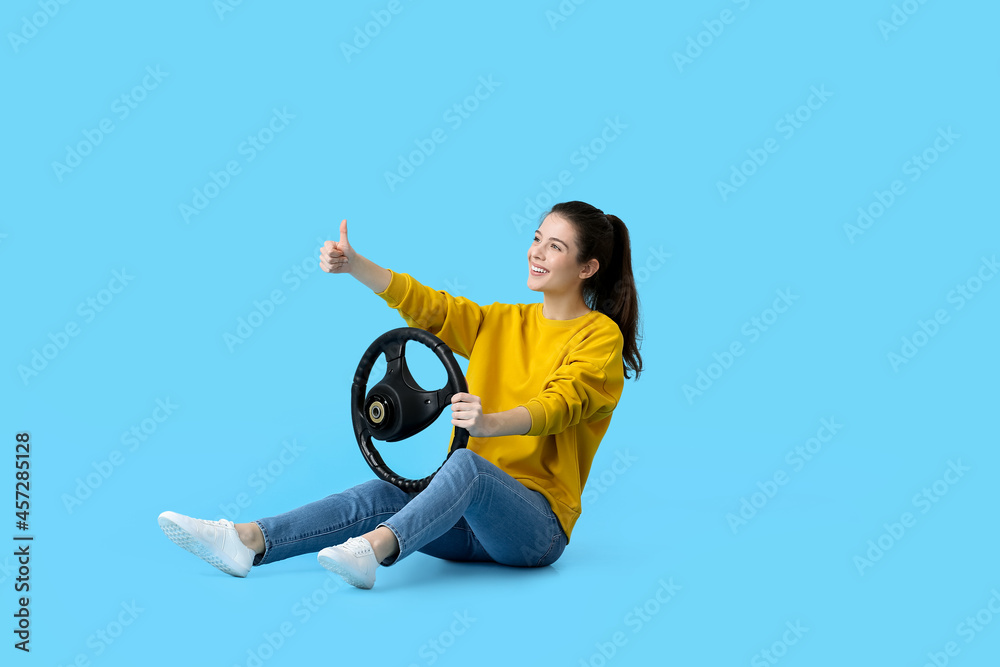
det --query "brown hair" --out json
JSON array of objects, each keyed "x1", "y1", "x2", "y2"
[{"x1": 545, "y1": 201, "x2": 643, "y2": 380}]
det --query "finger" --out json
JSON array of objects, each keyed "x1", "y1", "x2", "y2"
[
  {"x1": 320, "y1": 257, "x2": 347, "y2": 271},
  {"x1": 320, "y1": 254, "x2": 344, "y2": 269},
  {"x1": 339, "y1": 219, "x2": 348, "y2": 246}
]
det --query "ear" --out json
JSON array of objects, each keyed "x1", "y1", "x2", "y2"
[{"x1": 579, "y1": 258, "x2": 599, "y2": 280}]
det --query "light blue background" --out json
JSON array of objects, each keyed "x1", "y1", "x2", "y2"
[{"x1": 3, "y1": 1, "x2": 998, "y2": 665}]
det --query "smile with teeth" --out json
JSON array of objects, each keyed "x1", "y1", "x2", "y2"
[{"x1": 530, "y1": 264, "x2": 549, "y2": 275}]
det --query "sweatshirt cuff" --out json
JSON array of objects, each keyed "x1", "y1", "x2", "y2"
[
  {"x1": 375, "y1": 269, "x2": 407, "y2": 307},
  {"x1": 523, "y1": 399, "x2": 548, "y2": 437}
]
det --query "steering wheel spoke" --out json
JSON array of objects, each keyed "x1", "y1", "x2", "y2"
[{"x1": 351, "y1": 328, "x2": 469, "y2": 491}]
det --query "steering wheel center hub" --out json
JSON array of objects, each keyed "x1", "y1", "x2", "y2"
[
  {"x1": 351, "y1": 328, "x2": 470, "y2": 492},
  {"x1": 365, "y1": 394, "x2": 390, "y2": 427}
]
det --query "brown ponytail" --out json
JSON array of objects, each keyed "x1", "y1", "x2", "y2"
[{"x1": 545, "y1": 201, "x2": 643, "y2": 380}]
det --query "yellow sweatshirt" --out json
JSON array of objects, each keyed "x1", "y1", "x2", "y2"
[{"x1": 376, "y1": 270, "x2": 625, "y2": 540}]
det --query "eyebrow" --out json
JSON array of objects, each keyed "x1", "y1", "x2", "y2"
[{"x1": 533, "y1": 232, "x2": 569, "y2": 248}]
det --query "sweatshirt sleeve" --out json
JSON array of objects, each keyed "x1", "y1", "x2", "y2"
[
  {"x1": 375, "y1": 270, "x2": 485, "y2": 359},
  {"x1": 522, "y1": 324, "x2": 625, "y2": 437}
]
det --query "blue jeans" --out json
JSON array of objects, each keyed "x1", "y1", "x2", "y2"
[{"x1": 253, "y1": 449, "x2": 567, "y2": 568}]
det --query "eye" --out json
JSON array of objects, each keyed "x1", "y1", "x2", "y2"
[{"x1": 551, "y1": 243, "x2": 561, "y2": 251}]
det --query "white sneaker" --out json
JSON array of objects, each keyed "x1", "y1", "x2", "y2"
[
  {"x1": 158, "y1": 511, "x2": 256, "y2": 578},
  {"x1": 317, "y1": 537, "x2": 378, "y2": 589}
]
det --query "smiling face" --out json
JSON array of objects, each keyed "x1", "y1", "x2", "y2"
[{"x1": 527, "y1": 213, "x2": 598, "y2": 294}]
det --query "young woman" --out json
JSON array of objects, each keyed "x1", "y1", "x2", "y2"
[{"x1": 158, "y1": 200, "x2": 642, "y2": 589}]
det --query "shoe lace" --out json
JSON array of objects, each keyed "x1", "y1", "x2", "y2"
[{"x1": 344, "y1": 537, "x2": 373, "y2": 556}]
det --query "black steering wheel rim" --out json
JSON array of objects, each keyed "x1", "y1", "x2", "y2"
[{"x1": 351, "y1": 327, "x2": 469, "y2": 492}]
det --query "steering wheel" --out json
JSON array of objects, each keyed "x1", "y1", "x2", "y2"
[{"x1": 351, "y1": 327, "x2": 469, "y2": 492}]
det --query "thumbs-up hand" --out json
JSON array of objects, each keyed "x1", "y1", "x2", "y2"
[{"x1": 320, "y1": 219, "x2": 355, "y2": 274}]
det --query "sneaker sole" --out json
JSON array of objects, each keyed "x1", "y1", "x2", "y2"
[
  {"x1": 317, "y1": 552, "x2": 373, "y2": 589},
  {"x1": 158, "y1": 514, "x2": 250, "y2": 578}
]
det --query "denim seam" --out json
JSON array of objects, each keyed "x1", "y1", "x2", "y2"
[
  {"x1": 476, "y1": 471, "x2": 557, "y2": 522},
  {"x1": 404, "y1": 470, "x2": 556, "y2": 562},
  {"x1": 377, "y1": 521, "x2": 404, "y2": 566},
  {"x1": 536, "y1": 531, "x2": 563, "y2": 567},
  {"x1": 403, "y1": 481, "x2": 479, "y2": 558},
  {"x1": 536, "y1": 535, "x2": 554, "y2": 567},
  {"x1": 252, "y1": 519, "x2": 270, "y2": 566}
]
